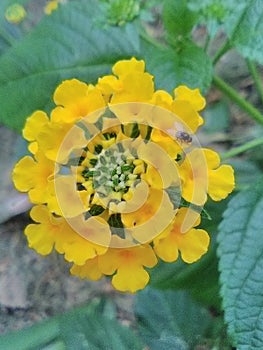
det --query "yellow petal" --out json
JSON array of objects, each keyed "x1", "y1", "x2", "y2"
[
  {"x1": 53, "y1": 79, "x2": 89, "y2": 106},
  {"x1": 208, "y1": 165, "x2": 235, "y2": 201},
  {"x1": 70, "y1": 257, "x2": 103, "y2": 280},
  {"x1": 99, "y1": 244, "x2": 156, "y2": 292},
  {"x1": 177, "y1": 228, "x2": 210, "y2": 263},
  {"x1": 98, "y1": 248, "x2": 121, "y2": 275},
  {"x1": 25, "y1": 205, "x2": 61, "y2": 255},
  {"x1": 111, "y1": 72, "x2": 154, "y2": 103},
  {"x1": 133, "y1": 244, "x2": 158, "y2": 267},
  {"x1": 154, "y1": 207, "x2": 208, "y2": 263},
  {"x1": 109, "y1": 102, "x2": 152, "y2": 124},
  {"x1": 52, "y1": 86, "x2": 105, "y2": 124},
  {"x1": 60, "y1": 232, "x2": 106, "y2": 265},
  {"x1": 84, "y1": 87, "x2": 106, "y2": 117},
  {"x1": 179, "y1": 148, "x2": 209, "y2": 206},
  {"x1": 123, "y1": 190, "x2": 176, "y2": 244},
  {"x1": 174, "y1": 85, "x2": 206, "y2": 111},
  {"x1": 154, "y1": 235, "x2": 179, "y2": 262},
  {"x1": 203, "y1": 148, "x2": 235, "y2": 201},
  {"x1": 172, "y1": 207, "x2": 201, "y2": 231},
  {"x1": 97, "y1": 75, "x2": 121, "y2": 94},
  {"x1": 28, "y1": 153, "x2": 55, "y2": 203},
  {"x1": 28, "y1": 141, "x2": 38, "y2": 154},
  {"x1": 27, "y1": 205, "x2": 107, "y2": 264},
  {"x1": 141, "y1": 164, "x2": 163, "y2": 189},
  {"x1": 99, "y1": 244, "x2": 157, "y2": 274},
  {"x1": 38, "y1": 122, "x2": 87, "y2": 163},
  {"x1": 25, "y1": 223, "x2": 55, "y2": 255},
  {"x1": 154, "y1": 207, "x2": 200, "y2": 245},
  {"x1": 122, "y1": 72, "x2": 154, "y2": 101},
  {"x1": 151, "y1": 90, "x2": 173, "y2": 110},
  {"x1": 112, "y1": 57, "x2": 145, "y2": 77},
  {"x1": 12, "y1": 156, "x2": 36, "y2": 191},
  {"x1": 29, "y1": 204, "x2": 50, "y2": 223},
  {"x1": 121, "y1": 187, "x2": 162, "y2": 228},
  {"x1": 181, "y1": 177, "x2": 207, "y2": 207},
  {"x1": 204, "y1": 148, "x2": 221, "y2": 169},
  {"x1": 112, "y1": 265, "x2": 150, "y2": 293},
  {"x1": 50, "y1": 106, "x2": 76, "y2": 123},
  {"x1": 23, "y1": 111, "x2": 49, "y2": 141},
  {"x1": 54, "y1": 219, "x2": 108, "y2": 265},
  {"x1": 137, "y1": 141, "x2": 180, "y2": 188},
  {"x1": 67, "y1": 215, "x2": 111, "y2": 248},
  {"x1": 54, "y1": 175, "x2": 86, "y2": 218},
  {"x1": 44, "y1": 0, "x2": 59, "y2": 15},
  {"x1": 150, "y1": 129, "x2": 182, "y2": 159},
  {"x1": 171, "y1": 100, "x2": 200, "y2": 133}
]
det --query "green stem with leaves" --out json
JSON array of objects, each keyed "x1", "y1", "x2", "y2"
[
  {"x1": 212, "y1": 40, "x2": 231, "y2": 64},
  {"x1": 204, "y1": 32, "x2": 211, "y2": 53},
  {"x1": 139, "y1": 29, "x2": 165, "y2": 50},
  {"x1": 213, "y1": 75, "x2": 263, "y2": 126},
  {"x1": 246, "y1": 59, "x2": 263, "y2": 105},
  {"x1": 221, "y1": 137, "x2": 263, "y2": 160}
]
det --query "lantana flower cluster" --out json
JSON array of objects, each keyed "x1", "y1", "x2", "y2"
[{"x1": 13, "y1": 58, "x2": 235, "y2": 292}]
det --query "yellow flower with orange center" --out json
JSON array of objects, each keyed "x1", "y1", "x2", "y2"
[{"x1": 12, "y1": 58, "x2": 235, "y2": 293}]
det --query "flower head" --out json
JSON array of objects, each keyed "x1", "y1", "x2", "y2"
[
  {"x1": 5, "y1": 3, "x2": 26, "y2": 24},
  {"x1": 44, "y1": 0, "x2": 66, "y2": 15},
  {"x1": 13, "y1": 58, "x2": 235, "y2": 292}
]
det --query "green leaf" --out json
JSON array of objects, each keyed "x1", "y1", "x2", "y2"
[
  {"x1": 189, "y1": 0, "x2": 263, "y2": 64},
  {"x1": 135, "y1": 288, "x2": 212, "y2": 348},
  {"x1": 150, "y1": 245, "x2": 220, "y2": 308},
  {"x1": 227, "y1": 159, "x2": 262, "y2": 191},
  {"x1": 187, "y1": 0, "x2": 238, "y2": 37},
  {"x1": 225, "y1": 0, "x2": 263, "y2": 64},
  {"x1": 142, "y1": 41, "x2": 212, "y2": 94},
  {"x1": 163, "y1": 0, "x2": 197, "y2": 40},
  {"x1": 202, "y1": 100, "x2": 230, "y2": 134},
  {"x1": 150, "y1": 336, "x2": 188, "y2": 350},
  {"x1": 0, "y1": 299, "x2": 143, "y2": 350},
  {"x1": 0, "y1": 0, "x2": 139, "y2": 130},
  {"x1": 217, "y1": 180, "x2": 263, "y2": 349}
]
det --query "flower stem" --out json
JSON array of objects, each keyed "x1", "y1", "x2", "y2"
[
  {"x1": 204, "y1": 32, "x2": 211, "y2": 52},
  {"x1": 246, "y1": 59, "x2": 263, "y2": 105},
  {"x1": 212, "y1": 40, "x2": 231, "y2": 64},
  {"x1": 213, "y1": 75, "x2": 263, "y2": 126},
  {"x1": 221, "y1": 137, "x2": 263, "y2": 160},
  {"x1": 139, "y1": 29, "x2": 165, "y2": 50}
]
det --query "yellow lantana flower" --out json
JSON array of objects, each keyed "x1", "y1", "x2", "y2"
[
  {"x1": 98, "y1": 244, "x2": 157, "y2": 293},
  {"x1": 13, "y1": 57, "x2": 235, "y2": 293},
  {"x1": 44, "y1": 0, "x2": 66, "y2": 15},
  {"x1": 154, "y1": 207, "x2": 210, "y2": 263},
  {"x1": 13, "y1": 152, "x2": 55, "y2": 204},
  {"x1": 180, "y1": 148, "x2": 235, "y2": 206},
  {"x1": 98, "y1": 57, "x2": 154, "y2": 107},
  {"x1": 5, "y1": 4, "x2": 26, "y2": 24},
  {"x1": 25, "y1": 205, "x2": 108, "y2": 265},
  {"x1": 52, "y1": 80, "x2": 105, "y2": 124},
  {"x1": 71, "y1": 241, "x2": 157, "y2": 293}
]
